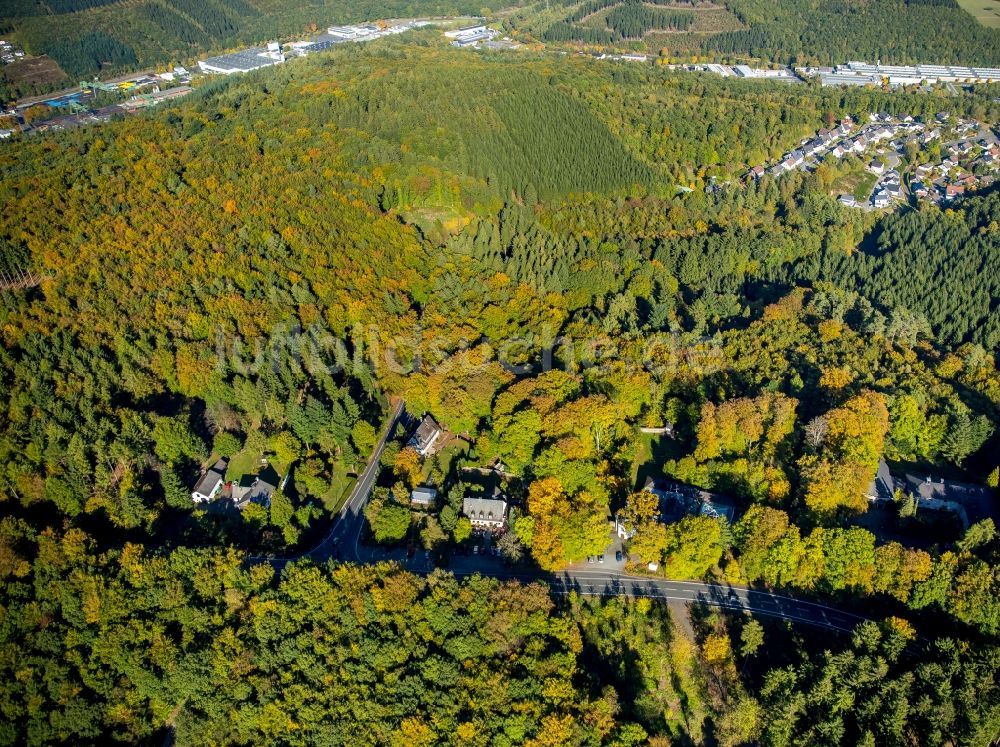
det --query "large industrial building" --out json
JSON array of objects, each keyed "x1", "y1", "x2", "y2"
[
  {"x1": 326, "y1": 25, "x2": 380, "y2": 40},
  {"x1": 822, "y1": 61, "x2": 1000, "y2": 87},
  {"x1": 198, "y1": 44, "x2": 285, "y2": 75}
]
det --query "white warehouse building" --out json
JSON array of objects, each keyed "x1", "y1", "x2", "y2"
[{"x1": 198, "y1": 44, "x2": 285, "y2": 75}]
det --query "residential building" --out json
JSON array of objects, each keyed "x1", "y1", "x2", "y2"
[
  {"x1": 864, "y1": 461, "x2": 980, "y2": 529},
  {"x1": 231, "y1": 465, "x2": 280, "y2": 510},
  {"x1": 902, "y1": 475, "x2": 977, "y2": 529},
  {"x1": 192, "y1": 458, "x2": 228, "y2": 503},
  {"x1": 411, "y1": 486, "x2": 438, "y2": 507},
  {"x1": 865, "y1": 459, "x2": 896, "y2": 502},
  {"x1": 463, "y1": 494, "x2": 508, "y2": 529},
  {"x1": 945, "y1": 183, "x2": 965, "y2": 201},
  {"x1": 409, "y1": 414, "x2": 443, "y2": 457},
  {"x1": 884, "y1": 181, "x2": 903, "y2": 199},
  {"x1": 698, "y1": 492, "x2": 736, "y2": 523},
  {"x1": 615, "y1": 477, "x2": 735, "y2": 539}
]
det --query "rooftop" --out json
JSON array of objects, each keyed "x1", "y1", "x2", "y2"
[
  {"x1": 463, "y1": 495, "x2": 507, "y2": 522},
  {"x1": 199, "y1": 47, "x2": 284, "y2": 74}
]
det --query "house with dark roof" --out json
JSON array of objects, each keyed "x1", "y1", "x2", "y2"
[
  {"x1": 616, "y1": 477, "x2": 736, "y2": 539},
  {"x1": 865, "y1": 459, "x2": 897, "y2": 503},
  {"x1": 884, "y1": 181, "x2": 903, "y2": 199},
  {"x1": 231, "y1": 464, "x2": 280, "y2": 510},
  {"x1": 901, "y1": 474, "x2": 986, "y2": 529},
  {"x1": 463, "y1": 492, "x2": 508, "y2": 529},
  {"x1": 191, "y1": 458, "x2": 228, "y2": 503},
  {"x1": 864, "y1": 460, "x2": 986, "y2": 530},
  {"x1": 616, "y1": 478, "x2": 688, "y2": 539},
  {"x1": 409, "y1": 414, "x2": 444, "y2": 457}
]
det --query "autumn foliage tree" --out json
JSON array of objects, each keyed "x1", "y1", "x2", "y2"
[
  {"x1": 800, "y1": 391, "x2": 890, "y2": 518},
  {"x1": 522, "y1": 476, "x2": 609, "y2": 570}
]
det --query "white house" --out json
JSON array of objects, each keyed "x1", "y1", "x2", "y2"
[
  {"x1": 409, "y1": 414, "x2": 443, "y2": 458},
  {"x1": 191, "y1": 458, "x2": 228, "y2": 503},
  {"x1": 872, "y1": 189, "x2": 890, "y2": 208},
  {"x1": 462, "y1": 495, "x2": 508, "y2": 529},
  {"x1": 411, "y1": 486, "x2": 438, "y2": 507}
]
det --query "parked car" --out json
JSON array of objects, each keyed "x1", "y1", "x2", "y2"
[
  {"x1": 598, "y1": 555, "x2": 605, "y2": 564},
  {"x1": 615, "y1": 551, "x2": 623, "y2": 562},
  {"x1": 587, "y1": 556, "x2": 594, "y2": 564}
]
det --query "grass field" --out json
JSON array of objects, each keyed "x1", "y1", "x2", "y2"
[
  {"x1": 630, "y1": 431, "x2": 686, "y2": 490},
  {"x1": 321, "y1": 471, "x2": 356, "y2": 513},
  {"x1": 850, "y1": 171, "x2": 879, "y2": 202},
  {"x1": 957, "y1": 0, "x2": 1000, "y2": 27},
  {"x1": 224, "y1": 446, "x2": 266, "y2": 483}
]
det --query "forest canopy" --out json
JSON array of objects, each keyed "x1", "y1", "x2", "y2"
[{"x1": 1, "y1": 41, "x2": 999, "y2": 746}]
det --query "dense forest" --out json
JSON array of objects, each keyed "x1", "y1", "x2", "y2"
[
  {"x1": 543, "y1": 0, "x2": 694, "y2": 44},
  {"x1": 531, "y1": 0, "x2": 1000, "y2": 65},
  {"x1": 706, "y1": 0, "x2": 1000, "y2": 66},
  {"x1": 1, "y1": 42, "x2": 1000, "y2": 743},
  {"x1": 3, "y1": 534, "x2": 998, "y2": 745},
  {"x1": 781, "y1": 192, "x2": 1000, "y2": 349}
]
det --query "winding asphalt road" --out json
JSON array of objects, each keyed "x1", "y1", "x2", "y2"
[
  {"x1": 253, "y1": 401, "x2": 867, "y2": 633},
  {"x1": 251, "y1": 399, "x2": 405, "y2": 569},
  {"x1": 456, "y1": 568, "x2": 865, "y2": 632}
]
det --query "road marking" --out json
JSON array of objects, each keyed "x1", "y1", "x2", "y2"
[{"x1": 545, "y1": 588, "x2": 857, "y2": 632}]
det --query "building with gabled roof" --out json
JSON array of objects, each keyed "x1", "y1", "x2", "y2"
[
  {"x1": 463, "y1": 493, "x2": 508, "y2": 529},
  {"x1": 192, "y1": 458, "x2": 228, "y2": 503},
  {"x1": 865, "y1": 459, "x2": 896, "y2": 503},
  {"x1": 411, "y1": 485, "x2": 438, "y2": 507},
  {"x1": 409, "y1": 413, "x2": 444, "y2": 457},
  {"x1": 231, "y1": 464, "x2": 280, "y2": 510}
]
